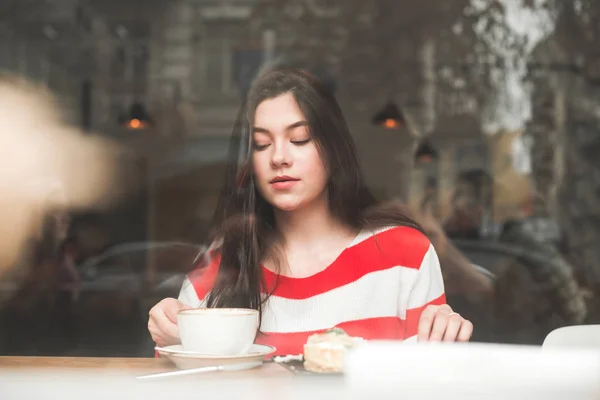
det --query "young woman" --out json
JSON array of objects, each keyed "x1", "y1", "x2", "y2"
[{"x1": 148, "y1": 67, "x2": 473, "y2": 355}]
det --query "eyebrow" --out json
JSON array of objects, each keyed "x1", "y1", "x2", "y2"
[{"x1": 252, "y1": 121, "x2": 309, "y2": 134}]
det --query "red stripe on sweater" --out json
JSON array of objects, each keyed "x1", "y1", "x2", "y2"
[
  {"x1": 262, "y1": 226, "x2": 431, "y2": 299},
  {"x1": 255, "y1": 316, "x2": 404, "y2": 356},
  {"x1": 189, "y1": 227, "x2": 431, "y2": 302},
  {"x1": 189, "y1": 253, "x2": 221, "y2": 300}
]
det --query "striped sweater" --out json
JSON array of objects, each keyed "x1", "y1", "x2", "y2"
[{"x1": 178, "y1": 225, "x2": 446, "y2": 355}]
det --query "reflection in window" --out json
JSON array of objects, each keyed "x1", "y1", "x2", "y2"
[{"x1": 110, "y1": 45, "x2": 126, "y2": 80}]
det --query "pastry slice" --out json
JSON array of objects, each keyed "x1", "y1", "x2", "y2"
[{"x1": 303, "y1": 328, "x2": 362, "y2": 373}]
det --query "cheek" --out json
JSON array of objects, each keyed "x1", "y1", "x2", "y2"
[{"x1": 304, "y1": 150, "x2": 329, "y2": 188}]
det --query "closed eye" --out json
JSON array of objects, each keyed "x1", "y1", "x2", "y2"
[
  {"x1": 252, "y1": 142, "x2": 270, "y2": 151},
  {"x1": 291, "y1": 139, "x2": 311, "y2": 146}
]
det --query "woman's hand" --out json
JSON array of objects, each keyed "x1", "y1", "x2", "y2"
[
  {"x1": 148, "y1": 297, "x2": 190, "y2": 347},
  {"x1": 417, "y1": 304, "x2": 473, "y2": 342}
]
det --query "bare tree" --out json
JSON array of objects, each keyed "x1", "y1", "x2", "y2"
[{"x1": 523, "y1": 0, "x2": 600, "y2": 322}]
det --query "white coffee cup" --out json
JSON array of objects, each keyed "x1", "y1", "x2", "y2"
[{"x1": 177, "y1": 308, "x2": 259, "y2": 355}]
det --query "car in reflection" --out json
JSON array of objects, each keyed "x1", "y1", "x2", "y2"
[{"x1": 66, "y1": 241, "x2": 204, "y2": 357}]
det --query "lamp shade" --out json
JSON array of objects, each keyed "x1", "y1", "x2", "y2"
[
  {"x1": 120, "y1": 102, "x2": 152, "y2": 130},
  {"x1": 372, "y1": 102, "x2": 405, "y2": 129},
  {"x1": 415, "y1": 139, "x2": 438, "y2": 163}
]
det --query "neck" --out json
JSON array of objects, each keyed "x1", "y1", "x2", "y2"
[{"x1": 273, "y1": 194, "x2": 345, "y2": 249}]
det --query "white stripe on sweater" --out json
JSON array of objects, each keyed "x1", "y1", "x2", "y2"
[
  {"x1": 261, "y1": 266, "x2": 416, "y2": 333},
  {"x1": 407, "y1": 244, "x2": 445, "y2": 310},
  {"x1": 349, "y1": 226, "x2": 396, "y2": 247},
  {"x1": 178, "y1": 277, "x2": 204, "y2": 308}
]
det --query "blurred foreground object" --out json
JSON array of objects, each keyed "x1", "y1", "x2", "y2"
[
  {"x1": 0, "y1": 73, "x2": 128, "y2": 300},
  {"x1": 345, "y1": 341, "x2": 600, "y2": 400},
  {"x1": 2, "y1": 342, "x2": 599, "y2": 399}
]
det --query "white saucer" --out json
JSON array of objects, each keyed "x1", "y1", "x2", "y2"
[{"x1": 155, "y1": 344, "x2": 276, "y2": 370}]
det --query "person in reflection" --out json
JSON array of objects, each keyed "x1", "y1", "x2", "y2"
[
  {"x1": 148, "y1": 67, "x2": 473, "y2": 355},
  {"x1": 443, "y1": 169, "x2": 492, "y2": 240}
]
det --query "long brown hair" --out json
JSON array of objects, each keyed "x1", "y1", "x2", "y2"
[{"x1": 204, "y1": 67, "x2": 421, "y2": 321}]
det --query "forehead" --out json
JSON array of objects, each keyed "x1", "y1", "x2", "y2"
[{"x1": 253, "y1": 93, "x2": 306, "y2": 128}]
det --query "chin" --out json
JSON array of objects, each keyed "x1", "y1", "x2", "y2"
[
  {"x1": 271, "y1": 201, "x2": 303, "y2": 211},
  {"x1": 265, "y1": 191, "x2": 326, "y2": 212},
  {"x1": 265, "y1": 195, "x2": 305, "y2": 211}
]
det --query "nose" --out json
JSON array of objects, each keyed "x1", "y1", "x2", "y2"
[{"x1": 271, "y1": 142, "x2": 293, "y2": 168}]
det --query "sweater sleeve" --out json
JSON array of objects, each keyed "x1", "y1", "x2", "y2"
[
  {"x1": 154, "y1": 253, "x2": 220, "y2": 358},
  {"x1": 177, "y1": 252, "x2": 221, "y2": 308},
  {"x1": 402, "y1": 243, "x2": 446, "y2": 341}
]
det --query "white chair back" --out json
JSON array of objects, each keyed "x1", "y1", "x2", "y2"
[{"x1": 543, "y1": 325, "x2": 600, "y2": 349}]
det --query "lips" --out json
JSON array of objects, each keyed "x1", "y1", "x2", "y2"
[
  {"x1": 270, "y1": 176, "x2": 299, "y2": 184},
  {"x1": 270, "y1": 176, "x2": 299, "y2": 190}
]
